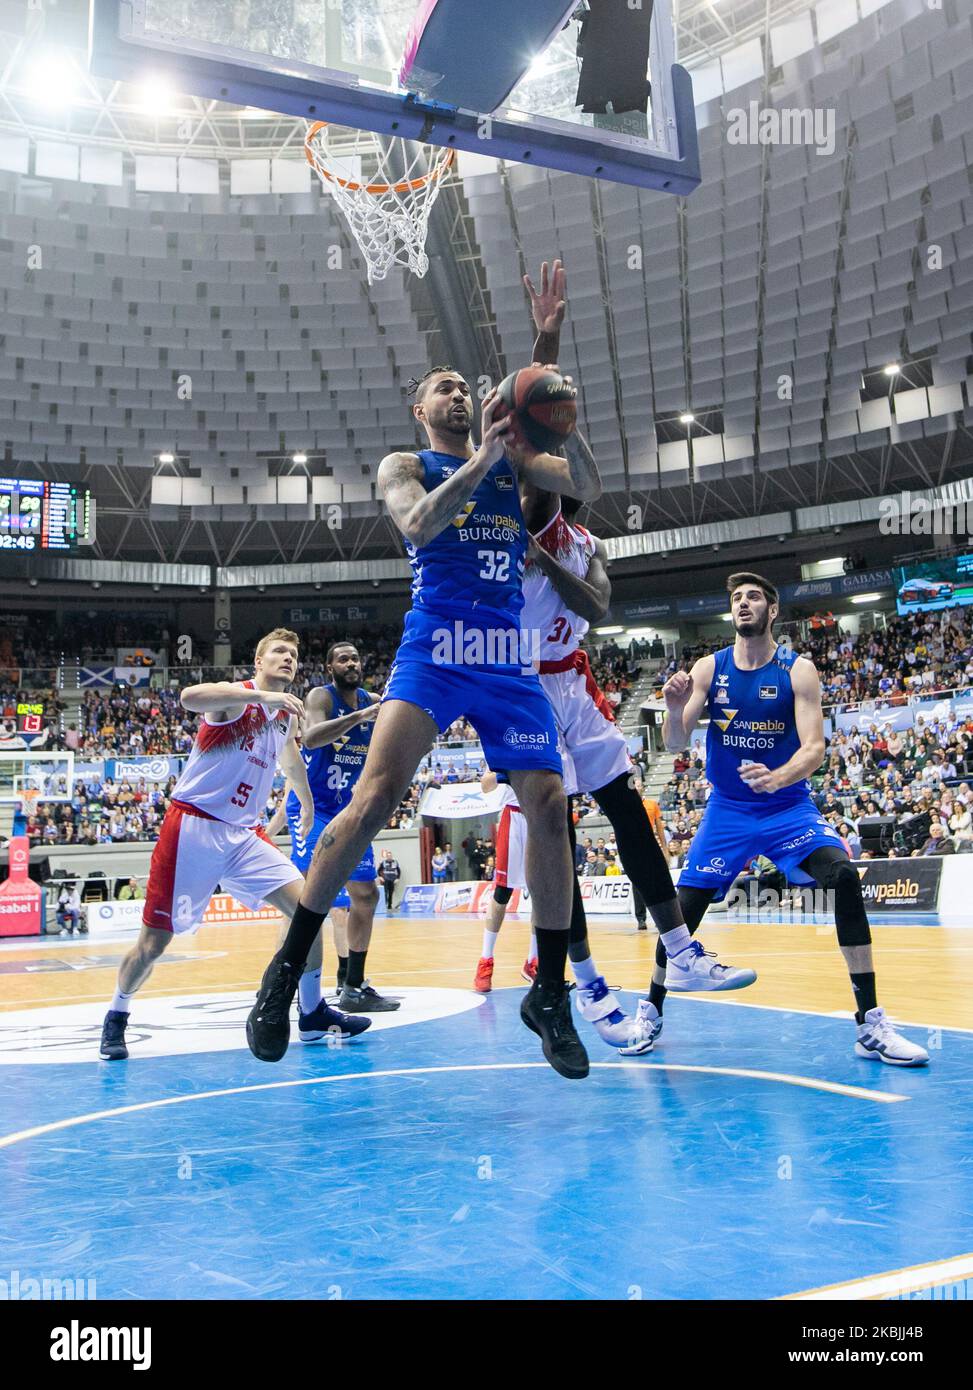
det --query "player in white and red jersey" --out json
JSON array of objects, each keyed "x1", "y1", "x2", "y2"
[
  {"x1": 516, "y1": 261, "x2": 754, "y2": 1055},
  {"x1": 98, "y1": 627, "x2": 371, "y2": 1060},
  {"x1": 473, "y1": 771, "x2": 537, "y2": 992}
]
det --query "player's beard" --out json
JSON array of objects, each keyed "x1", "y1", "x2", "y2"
[
  {"x1": 437, "y1": 403, "x2": 472, "y2": 439},
  {"x1": 734, "y1": 612, "x2": 770, "y2": 638}
]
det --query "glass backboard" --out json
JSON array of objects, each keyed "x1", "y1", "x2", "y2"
[{"x1": 89, "y1": 1, "x2": 699, "y2": 194}]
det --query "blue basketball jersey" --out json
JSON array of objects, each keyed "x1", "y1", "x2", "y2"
[
  {"x1": 704, "y1": 645, "x2": 809, "y2": 807},
  {"x1": 404, "y1": 449, "x2": 526, "y2": 628},
  {"x1": 287, "y1": 683, "x2": 374, "y2": 819}
]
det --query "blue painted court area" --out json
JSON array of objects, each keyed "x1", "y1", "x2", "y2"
[{"x1": 0, "y1": 992, "x2": 969, "y2": 1301}]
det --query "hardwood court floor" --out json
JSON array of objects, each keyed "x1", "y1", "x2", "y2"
[{"x1": 2, "y1": 913, "x2": 971, "y2": 1032}]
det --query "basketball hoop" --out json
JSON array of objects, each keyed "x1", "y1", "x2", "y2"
[{"x1": 304, "y1": 122, "x2": 455, "y2": 284}]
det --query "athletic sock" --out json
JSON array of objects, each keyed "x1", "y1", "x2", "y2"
[
  {"x1": 528, "y1": 932, "x2": 537, "y2": 961},
  {"x1": 336, "y1": 954, "x2": 348, "y2": 989},
  {"x1": 482, "y1": 928, "x2": 499, "y2": 959},
  {"x1": 278, "y1": 903, "x2": 326, "y2": 971},
  {"x1": 110, "y1": 986, "x2": 136, "y2": 1015},
  {"x1": 346, "y1": 949, "x2": 368, "y2": 990},
  {"x1": 569, "y1": 953, "x2": 599, "y2": 986},
  {"x1": 660, "y1": 924, "x2": 692, "y2": 958},
  {"x1": 534, "y1": 927, "x2": 568, "y2": 986},
  {"x1": 851, "y1": 971, "x2": 877, "y2": 1024},
  {"x1": 298, "y1": 968, "x2": 322, "y2": 1015},
  {"x1": 648, "y1": 980, "x2": 667, "y2": 1014}
]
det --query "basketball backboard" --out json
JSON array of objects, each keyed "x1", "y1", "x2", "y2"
[{"x1": 89, "y1": 1, "x2": 699, "y2": 194}]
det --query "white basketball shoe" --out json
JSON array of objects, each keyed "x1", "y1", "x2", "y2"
[
  {"x1": 618, "y1": 998, "x2": 663, "y2": 1056},
  {"x1": 855, "y1": 1007, "x2": 929, "y2": 1067},
  {"x1": 575, "y1": 976, "x2": 635, "y2": 1049},
  {"x1": 664, "y1": 940, "x2": 757, "y2": 992}
]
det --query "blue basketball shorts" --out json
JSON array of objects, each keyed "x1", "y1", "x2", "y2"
[
  {"x1": 287, "y1": 807, "x2": 375, "y2": 910},
  {"x1": 381, "y1": 611, "x2": 562, "y2": 777},
  {"x1": 678, "y1": 793, "x2": 847, "y2": 901}
]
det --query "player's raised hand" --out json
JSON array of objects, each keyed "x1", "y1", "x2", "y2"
[
  {"x1": 265, "y1": 690, "x2": 306, "y2": 721},
  {"x1": 663, "y1": 670, "x2": 694, "y2": 710},
  {"x1": 524, "y1": 259, "x2": 566, "y2": 335}
]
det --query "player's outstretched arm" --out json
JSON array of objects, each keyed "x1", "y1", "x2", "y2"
[
  {"x1": 481, "y1": 770, "x2": 498, "y2": 795},
  {"x1": 379, "y1": 394, "x2": 509, "y2": 546},
  {"x1": 278, "y1": 737, "x2": 314, "y2": 837},
  {"x1": 662, "y1": 655, "x2": 713, "y2": 751},
  {"x1": 509, "y1": 425, "x2": 602, "y2": 503},
  {"x1": 180, "y1": 680, "x2": 260, "y2": 720},
  {"x1": 739, "y1": 658, "x2": 827, "y2": 794},
  {"x1": 527, "y1": 533, "x2": 611, "y2": 624}
]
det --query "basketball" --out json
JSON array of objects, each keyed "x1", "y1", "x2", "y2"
[{"x1": 495, "y1": 366, "x2": 577, "y2": 453}]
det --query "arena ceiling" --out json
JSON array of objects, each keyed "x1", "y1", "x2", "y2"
[{"x1": 0, "y1": 0, "x2": 970, "y2": 571}]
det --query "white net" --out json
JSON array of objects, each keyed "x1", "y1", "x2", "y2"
[{"x1": 304, "y1": 122, "x2": 455, "y2": 284}]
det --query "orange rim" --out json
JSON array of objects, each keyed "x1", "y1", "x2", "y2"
[{"x1": 304, "y1": 121, "x2": 455, "y2": 194}]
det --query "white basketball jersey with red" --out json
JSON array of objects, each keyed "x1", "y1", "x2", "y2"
[
  {"x1": 522, "y1": 508, "x2": 596, "y2": 658},
  {"x1": 173, "y1": 681, "x2": 292, "y2": 826}
]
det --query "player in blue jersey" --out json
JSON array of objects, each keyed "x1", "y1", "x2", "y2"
[
  {"x1": 248, "y1": 364, "x2": 607, "y2": 1077},
  {"x1": 651, "y1": 571, "x2": 928, "y2": 1066},
  {"x1": 267, "y1": 639, "x2": 394, "y2": 1038}
]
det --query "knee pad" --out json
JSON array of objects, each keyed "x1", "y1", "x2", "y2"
[
  {"x1": 821, "y1": 859, "x2": 871, "y2": 946},
  {"x1": 493, "y1": 884, "x2": 513, "y2": 906}
]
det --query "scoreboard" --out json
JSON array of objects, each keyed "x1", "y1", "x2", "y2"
[{"x1": 0, "y1": 478, "x2": 93, "y2": 552}]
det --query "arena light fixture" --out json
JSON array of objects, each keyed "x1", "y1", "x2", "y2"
[
  {"x1": 720, "y1": 613, "x2": 733, "y2": 621},
  {"x1": 292, "y1": 451, "x2": 308, "y2": 465},
  {"x1": 883, "y1": 363, "x2": 900, "y2": 377},
  {"x1": 594, "y1": 625, "x2": 623, "y2": 635},
  {"x1": 138, "y1": 76, "x2": 174, "y2": 113},
  {"x1": 850, "y1": 592, "x2": 883, "y2": 604},
  {"x1": 679, "y1": 412, "x2": 695, "y2": 425},
  {"x1": 26, "y1": 54, "x2": 78, "y2": 105},
  {"x1": 158, "y1": 451, "x2": 175, "y2": 464}
]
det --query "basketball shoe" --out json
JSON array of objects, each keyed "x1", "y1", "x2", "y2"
[
  {"x1": 855, "y1": 1008, "x2": 929, "y2": 1066},
  {"x1": 521, "y1": 979, "x2": 589, "y2": 1079},
  {"x1": 99, "y1": 1010, "x2": 129, "y2": 1061},
  {"x1": 474, "y1": 957, "x2": 494, "y2": 993},
  {"x1": 298, "y1": 1000, "x2": 372, "y2": 1042},
  {"x1": 664, "y1": 940, "x2": 756, "y2": 992}
]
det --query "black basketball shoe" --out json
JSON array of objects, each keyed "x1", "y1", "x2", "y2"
[
  {"x1": 99, "y1": 1010, "x2": 129, "y2": 1061},
  {"x1": 521, "y1": 979, "x2": 590, "y2": 1080},
  {"x1": 246, "y1": 958, "x2": 301, "y2": 1062},
  {"x1": 338, "y1": 980, "x2": 401, "y2": 1013}
]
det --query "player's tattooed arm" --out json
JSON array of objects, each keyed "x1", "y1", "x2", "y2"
[
  {"x1": 510, "y1": 427, "x2": 602, "y2": 503},
  {"x1": 739, "y1": 658, "x2": 827, "y2": 794},
  {"x1": 278, "y1": 737, "x2": 315, "y2": 837},
  {"x1": 525, "y1": 258, "x2": 566, "y2": 365},
  {"x1": 526, "y1": 534, "x2": 611, "y2": 624},
  {"x1": 378, "y1": 395, "x2": 507, "y2": 546},
  {"x1": 662, "y1": 654, "x2": 714, "y2": 751}
]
